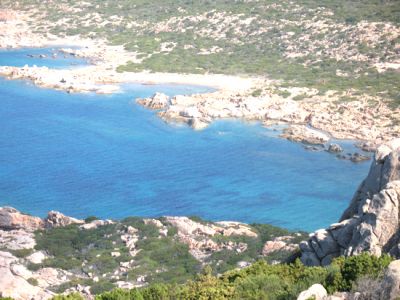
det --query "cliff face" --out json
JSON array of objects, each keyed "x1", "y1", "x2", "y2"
[{"x1": 301, "y1": 139, "x2": 400, "y2": 266}]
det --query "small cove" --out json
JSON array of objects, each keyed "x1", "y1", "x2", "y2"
[{"x1": 0, "y1": 48, "x2": 370, "y2": 231}]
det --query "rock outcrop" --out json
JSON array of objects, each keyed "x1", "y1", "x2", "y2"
[
  {"x1": 281, "y1": 125, "x2": 330, "y2": 145},
  {"x1": 164, "y1": 217, "x2": 258, "y2": 260},
  {"x1": 45, "y1": 211, "x2": 84, "y2": 228},
  {"x1": 0, "y1": 207, "x2": 83, "y2": 231},
  {"x1": 0, "y1": 207, "x2": 44, "y2": 231},
  {"x1": 297, "y1": 284, "x2": 327, "y2": 300},
  {"x1": 378, "y1": 259, "x2": 400, "y2": 299},
  {"x1": 0, "y1": 251, "x2": 53, "y2": 300},
  {"x1": 136, "y1": 92, "x2": 170, "y2": 110},
  {"x1": 262, "y1": 236, "x2": 299, "y2": 256},
  {"x1": 327, "y1": 143, "x2": 343, "y2": 153},
  {"x1": 300, "y1": 139, "x2": 400, "y2": 266}
]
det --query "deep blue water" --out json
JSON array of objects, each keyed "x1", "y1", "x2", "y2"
[{"x1": 0, "y1": 48, "x2": 370, "y2": 231}]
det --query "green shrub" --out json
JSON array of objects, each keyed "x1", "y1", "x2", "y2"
[
  {"x1": 27, "y1": 277, "x2": 39, "y2": 286},
  {"x1": 85, "y1": 216, "x2": 99, "y2": 223},
  {"x1": 251, "y1": 89, "x2": 262, "y2": 97},
  {"x1": 58, "y1": 253, "x2": 395, "y2": 299},
  {"x1": 90, "y1": 281, "x2": 116, "y2": 295},
  {"x1": 10, "y1": 248, "x2": 33, "y2": 258},
  {"x1": 52, "y1": 293, "x2": 84, "y2": 300},
  {"x1": 331, "y1": 252, "x2": 392, "y2": 291}
]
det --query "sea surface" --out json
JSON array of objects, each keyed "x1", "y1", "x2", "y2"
[{"x1": 0, "y1": 48, "x2": 370, "y2": 231}]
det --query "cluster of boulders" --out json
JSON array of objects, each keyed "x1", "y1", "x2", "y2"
[
  {"x1": 281, "y1": 125, "x2": 330, "y2": 145},
  {"x1": 163, "y1": 217, "x2": 258, "y2": 261},
  {"x1": 136, "y1": 92, "x2": 170, "y2": 110},
  {"x1": 137, "y1": 90, "x2": 400, "y2": 155},
  {"x1": 0, "y1": 207, "x2": 297, "y2": 299},
  {"x1": 262, "y1": 236, "x2": 299, "y2": 257},
  {"x1": 300, "y1": 139, "x2": 400, "y2": 266},
  {"x1": 0, "y1": 207, "x2": 84, "y2": 300},
  {"x1": 0, "y1": 207, "x2": 83, "y2": 231}
]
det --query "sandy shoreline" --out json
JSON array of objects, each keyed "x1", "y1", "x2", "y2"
[{"x1": 0, "y1": 8, "x2": 399, "y2": 153}]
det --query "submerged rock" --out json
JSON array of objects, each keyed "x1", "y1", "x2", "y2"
[
  {"x1": 336, "y1": 152, "x2": 370, "y2": 163},
  {"x1": 281, "y1": 125, "x2": 330, "y2": 145},
  {"x1": 136, "y1": 92, "x2": 170, "y2": 110},
  {"x1": 327, "y1": 143, "x2": 343, "y2": 153},
  {"x1": 300, "y1": 139, "x2": 400, "y2": 266}
]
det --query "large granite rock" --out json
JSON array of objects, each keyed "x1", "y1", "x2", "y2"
[
  {"x1": 136, "y1": 92, "x2": 170, "y2": 110},
  {"x1": 0, "y1": 251, "x2": 53, "y2": 300},
  {"x1": 0, "y1": 207, "x2": 44, "y2": 231},
  {"x1": 0, "y1": 207, "x2": 83, "y2": 231},
  {"x1": 378, "y1": 259, "x2": 400, "y2": 299},
  {"x1": 45, "y1": 211, "x2": 83, "y2": 228},
  {"x1": 297, "y1": 284, "x2": 327, "y2": 300},
  {"x1": 300, "y1": 139, "x2": 400, "y2": 266}
]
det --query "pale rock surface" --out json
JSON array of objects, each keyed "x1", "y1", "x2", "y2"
[
  {"x1": 0, "y1": 251, "x2": 53, "y2": 300},
  {"x1": 262, "y1": 236, "x2": 298, "y2": 256},
  {"x1": 378, "y1": 259, "x2": 400, "y2": 299},
  {"x1": 0, "y1": 207, "x2": 43, "y2": 231},
  {"x1": 136, "y1": 92, "x2": 170, "y2": 110},
  {"x1": 0, "y1": 229, "x2": 36, "y2": 250},
  {"x1": 79, "y1": 219, "x2": 114, "y2": 230},
  {"x1": 27, "y1": 251, "x2": 48, "y2": 264},
  {"x1": 165, "y1": 217, "x2": 257, "y2": 237},
  {"x1": 34, "y1": 268, "x2": 71, "y2": 288},
  {"x1": 165, "y1": 217, "x2": 257, "y2": 261},
  {"x1": 297, "y1": 284, "x2": 327, "y2": 300},
  {"x1": 300, "y1": 139, "x2": 400, "y2": 265},
  {"x1": 327, "y1": 143, "x2": 343, "y2": 153},
  {"x1": 45, "y1": 211, "x2": 84, "y2": 228},
  {"x1": 10, "y1": 263, "x2": 33, "y2": 280},
  {"x1": 120, "y1": 226, "x2": 140, "y2": 257},
  {"x1": 281, "y1": 125, "x2": 330, "y2": 145}
]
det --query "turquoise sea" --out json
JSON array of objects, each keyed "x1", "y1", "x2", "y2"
[{"x1": 0, "y1": 48, "x2": 370, "y2": 231}]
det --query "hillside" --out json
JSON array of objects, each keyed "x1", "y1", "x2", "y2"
[
  {"x1": 2, "y1": 0, "x2": 400, "y2": 106},
  {"x1": 0, "y1": 207, "x2": 307, "y2": 298}
]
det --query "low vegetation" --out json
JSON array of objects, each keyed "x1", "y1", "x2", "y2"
[
  {"x1": 53, "y1": 253, "x2": 392, "y2": 299},
  {"x1": 23, "y1": 217, "x2": 306, "y2": 294}
]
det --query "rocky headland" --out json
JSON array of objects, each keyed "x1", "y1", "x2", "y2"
[{"x1": 300, "y1": 138, "x2": 400, "y2": 266}]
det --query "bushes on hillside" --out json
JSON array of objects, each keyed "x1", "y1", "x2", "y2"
[{"x1": 60, "y1": 253, "x2": 392, "y2": 300}]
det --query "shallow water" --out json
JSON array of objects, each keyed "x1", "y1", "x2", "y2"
[
  {"x1": 0, "y1": 48, "x2": 370, "y2": 231},
  {"x1": 0, "y1": 47, "x2": 87, "y2": 69}
]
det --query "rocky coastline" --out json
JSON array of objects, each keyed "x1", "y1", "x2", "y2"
[
  {"x1": 0, "y1": 9, "x2": 399, "y2": 151},
  {"x1": 0, "y1": 207, "x2": 304, "y2": 299}
]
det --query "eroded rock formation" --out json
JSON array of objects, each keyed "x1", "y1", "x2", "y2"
[{"x1": 300, "y1": 139, "x2": 400, "y2": 266}]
